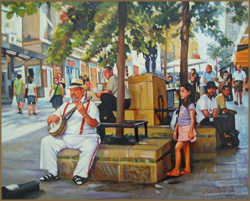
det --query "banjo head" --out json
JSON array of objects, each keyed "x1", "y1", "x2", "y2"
[{"x1": 48, "y1": 116, "x2": 67, "y2": 137}]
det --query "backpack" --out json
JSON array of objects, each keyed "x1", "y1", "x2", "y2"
[{"x1": 170, "y1": 108, "x2": 179, "y2": 131}]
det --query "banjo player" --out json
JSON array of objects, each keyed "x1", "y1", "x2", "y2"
[{"x1": 39, "y1": 78, "x2": 100, "y2": 185}]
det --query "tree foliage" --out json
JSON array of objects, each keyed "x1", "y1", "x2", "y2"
[
  {"x1": 2, "y1": 1, "x2": 43, "y2": 18},
  {"x1": 2, "y1": 1, "x2": 248, "y2": 67}
]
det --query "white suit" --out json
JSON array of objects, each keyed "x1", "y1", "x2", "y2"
[{"x1": 40, "y1": 96, "x2": 101, "y2": 178}]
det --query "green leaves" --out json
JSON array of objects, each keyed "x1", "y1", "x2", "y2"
[
  {"x1": 6, "y1": 11, "x2": 14, "y2": 19},
  {"x1": 18, "y1": 9, "x2": 25, "y2": 17},
  {"x1": 2, "y1": 1, "x2": 43, "y2": 18}
]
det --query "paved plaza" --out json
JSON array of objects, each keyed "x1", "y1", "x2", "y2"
[{"x1": 1, "y1": 92, "x2": 249, "y2": 199}]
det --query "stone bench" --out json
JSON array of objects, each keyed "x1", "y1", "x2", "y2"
[
  {"x1": 57, "y1": 138, "x2": 172, "y2": 184},
  {"x1": 104, "y1": 124, "x2": 218, "y2": 161}
]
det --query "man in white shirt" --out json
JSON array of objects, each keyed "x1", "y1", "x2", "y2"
[
  {"x1": 196, "y1": 81, "x2": 218, "y2": 125},
  {"x1": 232, "y1": 65, "x2": 247, "y2": 105},
  {"x1": 39, "y1": 78, "x2": 100, "y2": 185}
]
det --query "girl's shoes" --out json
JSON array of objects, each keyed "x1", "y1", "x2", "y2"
[
  {"x1": 180, "y1": 170, "x2": 191, "y2": 175},
  {"x1": 166, "y1": 171, "x2": 180, "y2": 177}
]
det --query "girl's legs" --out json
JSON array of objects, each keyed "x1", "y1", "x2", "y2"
[
  {"x1": 182, "y1": 142, "x2": 191, "y2": 173},
  {"x1": 166, "y1": 141, "x2": 185, "y2": 175}
]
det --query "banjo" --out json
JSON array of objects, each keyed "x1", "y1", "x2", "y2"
[{"x1": 48, "y1": 96, "x2": 92, "y2": 137}]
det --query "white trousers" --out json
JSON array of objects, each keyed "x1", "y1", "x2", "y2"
[{"x1": 40, "y1": 134, "x2": 100, "y2": 178}]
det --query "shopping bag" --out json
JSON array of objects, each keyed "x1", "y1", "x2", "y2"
[{"x1": 12, "y1": 96, "x2": 17, "y2": 108}]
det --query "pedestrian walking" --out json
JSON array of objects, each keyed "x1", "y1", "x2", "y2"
[
  {"x1": 57, "y1": 73, "x2": 66, "y2": 97},
  {"x1": 232, "y1": 65, "x2": 246, "y2": 105},
  {"x1": 49, "y1": 77, "x2": 64, "y2": 111},
  {"x1": 166, "y1": 83, "x2": 197, "y2": 177},
  {"x1": 13, "y1": 73, "x2": 25, "y2": 114},
  {"x1": 26, "y1": 76, "x2": 38, "y2": 115},
  {"x1": 224, "y1": 70, "x2": 233, "y2": 101},
  {"x1": 84, "y1": 75, "x2": 92, "y2": 91}
]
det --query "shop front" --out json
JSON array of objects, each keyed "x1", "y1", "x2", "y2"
[{"x1": 65, "y1": 58, "x2": 80, "y2": 88}]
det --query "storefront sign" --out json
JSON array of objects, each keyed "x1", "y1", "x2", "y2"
[{"x1": 68, "y1": 60, "x2": 75, "y2": 67}]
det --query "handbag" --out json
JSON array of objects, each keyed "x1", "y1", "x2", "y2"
[{"x1": 49, "y1": 84, "x2": 59, "y2": 103}]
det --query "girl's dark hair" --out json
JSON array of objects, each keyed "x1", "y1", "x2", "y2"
[
  {"x1": 220, "y1": 71, "x2": 224, "y2": 78},
  {"x1": 179, "y1": 83, "x2": 195, "y2": 107},
  {"x1": 191, "y1": 68, "x2": 196, "y2": 73}
]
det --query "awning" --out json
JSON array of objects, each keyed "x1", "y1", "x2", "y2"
[
  {"x1": 2, "y1": 41, "x2": 47, "y2": 60},
  {"x1": 234, "y1": 38, "x2": 248, "y2": 67},
  {"x1": 163, "y1": 59, "x2": 207, "y2": 68}
]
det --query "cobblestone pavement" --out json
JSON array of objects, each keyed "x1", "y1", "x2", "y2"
[{"x1": 1, "y1": 92, "x2": 249, "y2": 199}]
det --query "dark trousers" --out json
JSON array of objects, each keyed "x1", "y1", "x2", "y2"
[
  {"x1": 98, "y1": 93, "x2": 131, "y2": 123},
  {"x1": 200, "y1": 114, "x2": 236, "y2": 145},
  {"x1": 97, "y1": 94, "x2": 131, "y2": 141}
]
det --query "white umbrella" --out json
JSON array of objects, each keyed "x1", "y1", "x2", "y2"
[{"x1": 166, "y1": 59, "x2": 207, "y2": 67}]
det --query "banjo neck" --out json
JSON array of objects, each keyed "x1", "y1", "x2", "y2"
[{"x1": 64, "y1": 96, "x2": 92, "y2": 120}]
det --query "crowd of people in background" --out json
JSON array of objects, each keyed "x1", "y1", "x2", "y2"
[{"x1": 165, "y1": 64, "x2": 248, "y2": 106}]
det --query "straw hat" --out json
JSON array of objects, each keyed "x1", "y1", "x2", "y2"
[{"x1": 67, "y1": 78, "x2": 87, "y2": 89}]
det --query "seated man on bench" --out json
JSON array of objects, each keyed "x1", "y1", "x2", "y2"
[
  {"x1": 196, "y1": 81, "x2": 218, "y2": 126},
  {"x1": 96, "y1": 66, "x2": 132, "y2": 123},
  {"x1": 96, "y1": 66, "x2": 132, "y2": 139},
  {"x1": 215, "y1": 85, "x2": 239, "y2": 146},
  {"x1": 196, "y1": 81, "x2": 239, "y2": 146},
  {"x1": 39, "y1": 78, "x2": 100, "y2": 185}
]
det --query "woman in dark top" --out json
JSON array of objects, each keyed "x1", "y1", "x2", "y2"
[{"x1": 190, "y1": 68, "x2": 199, "y2": 93}]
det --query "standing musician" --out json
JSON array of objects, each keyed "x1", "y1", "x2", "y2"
[{"x1": 39, "y1": 78, "x2": 100, "y2": 185}]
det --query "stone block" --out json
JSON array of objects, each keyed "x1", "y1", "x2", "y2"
[
  {"x1": 190, "y1": 125, "x2": 217, "y2": 161},
  {"x1": 128, "y1": 139, "x2": 171, "y2": 159},
  {"x1": 57, "y1": 139, "x2": 172, "y2": 183},
  {"x1": 57, "y1": 149, "x2": 80, "y2": 179},
  {"x1": 128, "y1": 73, "x2": 167, "y2": 126}
]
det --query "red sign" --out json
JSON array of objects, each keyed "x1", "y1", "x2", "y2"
[{"x1": 68, "y1": 60, "x2": 75, "y2": 67}]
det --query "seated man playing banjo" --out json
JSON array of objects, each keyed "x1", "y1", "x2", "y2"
[{"x1": 39, "y1": 78, "x2": 100, "y2": 185}]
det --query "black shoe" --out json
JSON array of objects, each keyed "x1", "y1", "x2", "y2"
[
  {"x1": 17, "y1": 108, "x2": 22, "y2": 114},
  {"x1": 240, "y1": 101, "x2": 242, "y2": 105},
  {"x1": 39, "y1": 173, "x2": 59, "y2": 182},
  {"x1": 73, "y1": 175, "x2": 88, "y2": 185},
  {"x1": 234, "y1": 101, "x2": 238, "y2": 106}
]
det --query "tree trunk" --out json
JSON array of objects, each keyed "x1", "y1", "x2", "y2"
[
  {"x1": 180, "y1": 2, "x2": 190, "y2": 84},
  {"x1": 116, "y1": 2, "x2": 126, "y2": 138},
  {"x1": 164, "y1": 28, "x2": 168, "y2": 78}
]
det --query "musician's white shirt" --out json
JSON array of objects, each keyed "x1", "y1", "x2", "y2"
[{"x1": 52, "y1": 96, "x2": 100, "y2": 138}]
